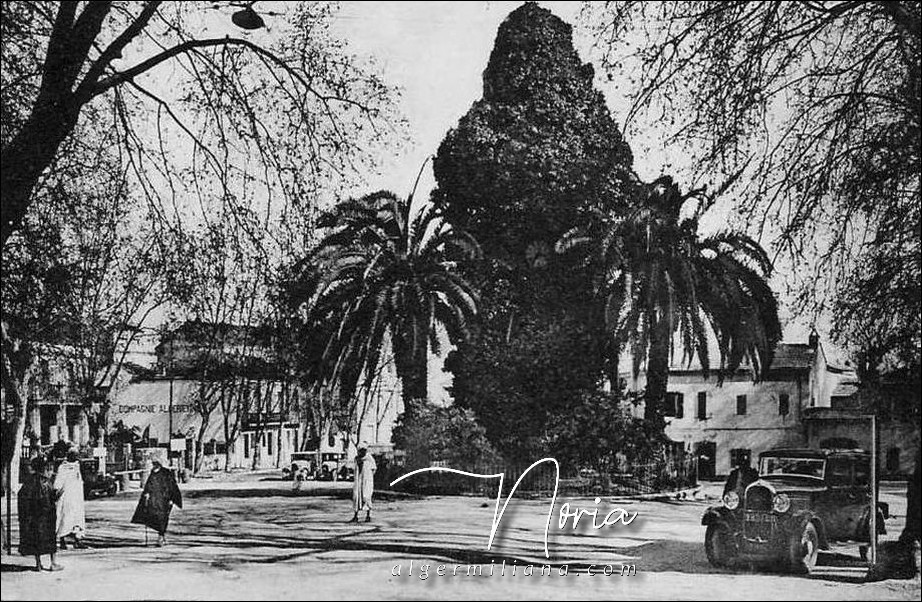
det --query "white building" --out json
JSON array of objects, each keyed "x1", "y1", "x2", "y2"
[{"x1": 623, "y1": 336, "x2": 858, "y2": 477}]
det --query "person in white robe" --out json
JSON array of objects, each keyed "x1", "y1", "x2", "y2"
[
  {"x1": 350, "y1": 443, "x2": 377, "y2": 523},
  {"x1": 54, "y1": 450, "x2": 86, "y2": 549}
]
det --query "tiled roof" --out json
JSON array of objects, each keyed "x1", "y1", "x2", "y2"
[
  {"x1": 622, "y1": 340, "x2": 825, "y2": 377},
  {"x1": 769, "y1": 343, "x2": 816, "y2": 370}
]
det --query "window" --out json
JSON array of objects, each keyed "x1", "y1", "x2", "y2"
[
  {"x1": 779, "y1": 393, "x2": 790, "y2": 416},
  {"x1": 665, "y1": 392, "x2": 684, "y2": 418},
  {"x1": 886, "y1": 448, "x2": 901, "y2": 473},
  {"x1": 854, "y1": 460, "x2": 870, "y2": 486},
  {"x1": 243, "y1": 434, "x2": 251, "y2": 458},
  {"x1": 826, "y1": 458, "x2": 851, "y2": 487},
  {"x1": 267, "y1": 432, "x2": 274, "y2": 455},
  {"x1": 761, "y1": 457, "x2": 826, "y2": 479},
  {"x1": 736, "y1": 395, "x2": 747, "y2": 415},
  {"x1": 730, "y1": 448, "x2": 751, "y2": 469},
  {"x1": 697, "y1": 392, "x2": 707, "y2": 420}
]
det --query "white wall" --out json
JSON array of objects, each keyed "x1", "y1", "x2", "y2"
[{"x1": 662, "y1": 372, "x2": 809, "y2": 475}]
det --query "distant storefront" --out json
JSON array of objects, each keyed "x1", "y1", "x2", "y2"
[{"x1": 109, "y1": 378, "x2": 300, "y2": 471}]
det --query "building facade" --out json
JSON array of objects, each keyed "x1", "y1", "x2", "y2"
[
  {"x1": 621, "y1": 338, "x2": 905, "y2": 477},
  {"x1": 107, "y1": 320, "x2": 404, "y2": 471}
]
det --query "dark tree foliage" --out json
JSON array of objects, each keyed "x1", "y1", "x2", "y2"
[
  {"x1": 558, "y1": 176, "x2": 782, "y2": 427},
  {"x1": 544, "y1": 387, "x2": 667, "y2": 477},
  {"x1": 432, "y1": 3, "x2": 636, "y2": 461},
  {"x1": 391, "y1": 402, "x2": 501, "y2": 472},
  {"x1": 434, "y1": 2, "x2": 634, "y2": 266},
  {"x1": 284, "y1": 191, "x2": 479, "y2": 424}
]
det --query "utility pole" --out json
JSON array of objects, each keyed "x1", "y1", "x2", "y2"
[{"x1": 168, "y1": 335, "x2": 174, "y2": 467}]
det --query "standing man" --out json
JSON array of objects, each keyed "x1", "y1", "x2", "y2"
[
  {"x1": 131, "y1": 459, "x2": 182, "y2": 546},
  {"x1": 723, "y1": 455, "x2": 759, "y2": 498},
  {"x1": 18, "y1": 456, "x2": 62, "y2": 571},
  {"x1": 55, "y1": 450, "x2": 87, "y2": 549},
  {"x1": 350, "y1": 444, "x2": 376, "y2": 523},
  {"x1": 900, "y1": 449, "x2": 921, "y2": 546}
]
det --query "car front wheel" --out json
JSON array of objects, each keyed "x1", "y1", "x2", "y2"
[
  {"x1": 788, "y1": 521, "x2": 819, "y2": 574},
  {"x1": 705, "y1": 523, "x2": 738, "y2": 568}
]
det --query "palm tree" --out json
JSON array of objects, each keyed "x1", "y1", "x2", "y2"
[
  {"x1": 289, "y1": 190, "x2": 480, "y2": 423},
  {"x1": 559, "y1": 176, "x2": 782, "y2": 428}
]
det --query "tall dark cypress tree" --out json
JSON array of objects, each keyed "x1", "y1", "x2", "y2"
[{"x1": 432, "y1": 2, "x2": 636, "y2": 461}]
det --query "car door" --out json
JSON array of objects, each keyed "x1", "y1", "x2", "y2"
[
  {"x1": 850, "y1": 457, "x2": 876, "y2": 541},
  {"x1": 820, "y1": 456, "x2": 854, "y2": 540}
]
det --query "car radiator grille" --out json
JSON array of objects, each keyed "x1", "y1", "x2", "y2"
[
  {"x1": 744, "y1": 511, "x2": 776, "y2": 541},
  {"x1": 745, "y1": 485, "x2": 773, "y2": 511}
]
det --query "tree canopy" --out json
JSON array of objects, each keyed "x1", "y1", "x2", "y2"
[
  {"x1": 584, "y1": 1, "x2": 920, "y2": 368},
  {"x1": 1, "y1": 1, "x2": 399, "y2": 248},
  {"x1": 284, "y1": 190, "x2": 480, "y2": 426},
  {"x1": 433, "y1": 2, "x2": 637, "y2": 460}
]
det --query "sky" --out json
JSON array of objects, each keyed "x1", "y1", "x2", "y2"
[
  {"x1": 330, "y1": 1, "x2": 684, "y2": 198},
  {"x1": 333, "y1": 2, "x2": 583, "y2": 198}
]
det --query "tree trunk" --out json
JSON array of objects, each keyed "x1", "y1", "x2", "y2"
[
  {"x1": 251, "y1": 428, "x2": 263, "y2": 470},
  {"x1": 1, "y1": 333, "x2": 30, "y2": 492},
  {"x1": 606, "y1": 338, "x2": 621, "y2": 396},
  {"x1": 1, "y1": 107, "x2": 78, "y2": 246},
  {"x1": 644, "y1": 310, "x2": 671, "y2": 431},
  {"x1": 194, "y1": 414, "x2": 210, "y2": 474},
  {"x1": 7, "y1": 410, "x2": 27, "y2": 493},
  {"x1": 222, "y1": 416, "x2": 236, "y2": 472},
  {"x1": 394, "y1": 330, "x2": 428, "y2": 423}
]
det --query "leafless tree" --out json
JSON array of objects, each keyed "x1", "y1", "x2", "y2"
[{"x1": 1, "y1": 1, "x2": 398, "y2": 247}]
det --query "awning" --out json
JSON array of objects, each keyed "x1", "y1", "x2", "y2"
[{"x1": 109, "y1": 380, "x2": 227, "y2": 443}]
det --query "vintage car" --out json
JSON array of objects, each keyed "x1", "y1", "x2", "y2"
[
  {"x1": 702, "y1": 448, "x2": 888, "y2": 573},
  {"x1": 79, "y1": 458, "x2": 118, "y2": 498},
  {"x1": 317, "y1": 452, "x2": 351, "y2": 481},
  {"x1": 284, "y1": 452, "x2": 318, "y2": 481}
]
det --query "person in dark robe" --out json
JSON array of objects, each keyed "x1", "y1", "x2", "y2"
[
  {"x1": 18, "y1": 456, "x2": 62, "y2": 571},
  {"x1": 723, "y1": 455, "x2": 759, "y2": 497},
  {"x1": 50, "y1": 437, "x2": 70, "y2": 462},
  {"x1": 131, "y1": 460, "x2": 182, "y2": 546}
]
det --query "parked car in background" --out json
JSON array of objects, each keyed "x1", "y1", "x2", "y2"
[
  {"x1": 702, "y1": 448, "x2": 888, "y2": 574},
  {"x1": 284, "y1": 452, "x2": 317, "y2": 481},
  {"x1": 316, "y1": 452, "x2": 349, "y2": 481},
  {"x1": 79, "y1": 458, "x2": 118, "y2": 498}
]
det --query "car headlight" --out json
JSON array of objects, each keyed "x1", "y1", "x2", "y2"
[
  {"x1": 723, "y1": 491, "x2": 740, "y2": 510},
  {"x1": 773, "y1": 493, "x2": 791, "y2": 513}
]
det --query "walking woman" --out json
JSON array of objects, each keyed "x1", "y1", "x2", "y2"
[{"x1": 18, "y1": 456, "x2": 62, "y2": 571}]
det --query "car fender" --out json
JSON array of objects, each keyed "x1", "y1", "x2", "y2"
[
  {"x1": 702, "y1": 506, "x2": 735, "y2": 527},
  {"x1": 790, "y1": 510, "x2": 829, "y2": 549}
]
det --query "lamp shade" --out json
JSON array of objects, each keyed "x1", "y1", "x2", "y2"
[{"x1": 232, "y1": 7, "x2": 265, "y2": 30}]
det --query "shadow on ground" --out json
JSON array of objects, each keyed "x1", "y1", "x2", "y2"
[{"x1": 1, "y1": 563, "x2": 38, "y2": 573}]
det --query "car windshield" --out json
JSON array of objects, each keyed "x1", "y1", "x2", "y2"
[{"x1": 760, "y1": 457, "x2": 825, "y2": 479}]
